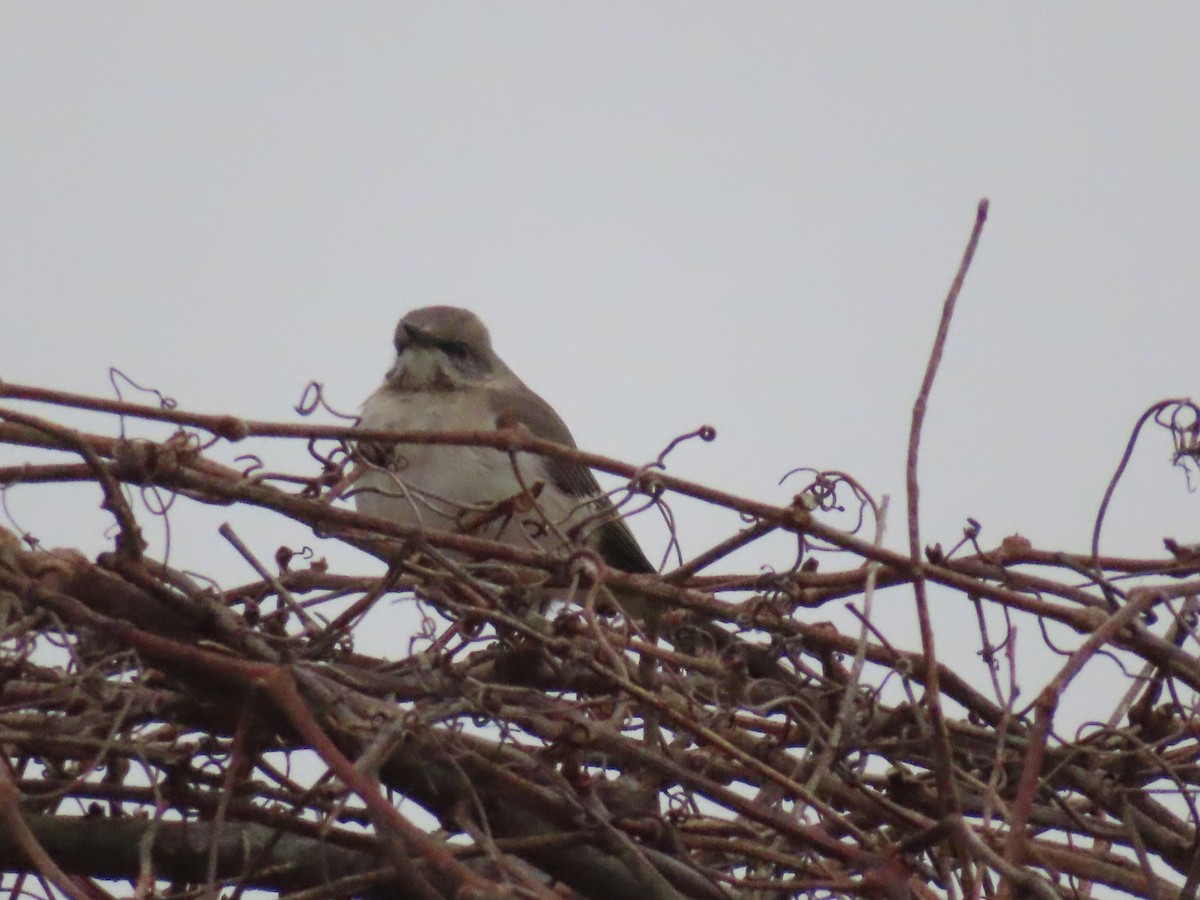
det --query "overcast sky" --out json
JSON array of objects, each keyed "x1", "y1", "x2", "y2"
[{"x1": 2, "y1": 6, "x2": 1197, "y2": 720}]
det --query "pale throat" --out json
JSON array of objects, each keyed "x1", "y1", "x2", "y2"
[{"x1": 389, "y1": 348, "x2": 469, "y2": 392}]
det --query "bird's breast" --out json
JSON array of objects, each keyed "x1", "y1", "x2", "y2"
[{"x1": 355, "y1": 387, "x2": 581, "y2": 544}]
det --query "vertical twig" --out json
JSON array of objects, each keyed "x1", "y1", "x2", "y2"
[
  {"x1": 906, "y1": 198, "x2": 989, "y2": 888},
  {"x1": 805, "y1": 495, "x2": 889, "y2": 795}
]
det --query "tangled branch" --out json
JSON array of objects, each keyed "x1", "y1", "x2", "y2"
[{"x1": 0, "y1": 203, "x2": 1197, "y2": 899}]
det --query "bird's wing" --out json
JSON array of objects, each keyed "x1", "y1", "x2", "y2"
[{"x1": 487, "y1": 383, "x2": 655, "y2": 574}]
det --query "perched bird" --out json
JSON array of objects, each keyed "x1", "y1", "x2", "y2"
[{"x1": 355, "y1": 305, "x2": 656, "y2": 615}]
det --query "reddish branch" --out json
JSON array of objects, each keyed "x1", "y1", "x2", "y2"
[
  {"x1": 0, "y1": 209, "x2": 1198, "y2": 898},
  {"x1": 1, "y1": 385, "x2": 1196, "y2": 899}
]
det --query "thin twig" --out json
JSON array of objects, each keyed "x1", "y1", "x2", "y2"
[{"x1": 906, "y1": 198, "x2": 989, "y2": 892}]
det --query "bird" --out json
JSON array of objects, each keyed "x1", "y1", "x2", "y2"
[{"x1": 354, "y1": 305, "x2": 657, "y2": 618}]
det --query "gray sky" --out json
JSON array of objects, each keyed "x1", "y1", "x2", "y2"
[{"x1": 3, "y1": 6, "x2": 1197, "y2": 719}]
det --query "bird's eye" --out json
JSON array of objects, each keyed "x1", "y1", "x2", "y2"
[{"x1": 442, "y1": 341, "x2": 470, "y2": 359}]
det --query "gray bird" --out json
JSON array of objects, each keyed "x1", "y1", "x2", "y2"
[{"x1": 355, "y1": 306, "x2": 655, "y2": 613}]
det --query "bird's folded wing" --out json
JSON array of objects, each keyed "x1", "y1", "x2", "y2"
[{"x1": 487, "y1": 383, "x2": 655, "y2": 575}]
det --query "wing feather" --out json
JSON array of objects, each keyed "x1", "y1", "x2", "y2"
[{"x1": 487, "y1": 382, "x2": 654, "y2": 574}]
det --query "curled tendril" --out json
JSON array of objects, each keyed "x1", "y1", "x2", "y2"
[
  {"x1": 623, "y1": 426, "x2": 718, "y2": 501},
  {"x1": 108, "y1": 368, "x2": 178, "y2": 440},
  {"x1": 235, "y1": 454, "x2": 265, "y2": 479},
  {"x1": 307, "y1": 437, "x2": 352, "y2": 473},
  {"x1": 139, "y1": 484, "x2": 176, "y2": 518},
  {"x1": 295, "y1": 382, "x2": 326, "y2": 417},
  {"x1": 164, "y1": 428, "x2": 211, "y2": 456},
  {"x1": 1094, "y1": 399, "x2": 1200, "y2": 561},
  {"x1": 653, "y1": 424, "x2": 717, "y2": 468},
  {"x1": 109, "y1": 368, "x2": 177, "y2": 411},
  {"x1": 779, "y1": 468, "x2": 879, "y2": 539},
  {"x1": 1163, "y1": 401, "x2": 1200, "y2": 489},
  {"x1": 295, "y1": 381, "x2": 359, "y2": 421}
]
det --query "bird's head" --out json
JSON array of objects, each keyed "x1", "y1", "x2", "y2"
[{"x1": 386, "y1": 306, "x2": 507, "y2": 390}]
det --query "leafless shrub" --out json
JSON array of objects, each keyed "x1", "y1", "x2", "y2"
[{"x1": 0, "y1": 202, "x2": 1198, "y2": 899}]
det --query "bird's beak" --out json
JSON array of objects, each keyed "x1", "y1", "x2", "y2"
[{"x1": 395, "y1": 322, "x2": 428, "y2": 354}]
